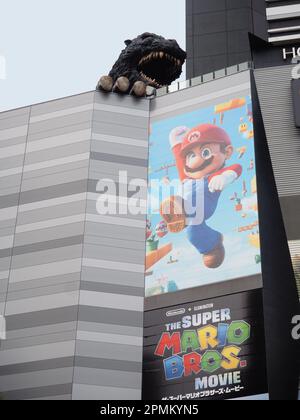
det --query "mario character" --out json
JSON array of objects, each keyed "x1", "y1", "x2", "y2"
[{"x1": 160, "y1": 124, "x2": 242, "y2": 269}]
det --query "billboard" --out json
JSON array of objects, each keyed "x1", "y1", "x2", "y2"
[
  {"x1": 146, "y1": 94, "x2": 261, "y2": 297},
  {"x1": 143, "y1": 289, "x2": 268, "y2": 400}
]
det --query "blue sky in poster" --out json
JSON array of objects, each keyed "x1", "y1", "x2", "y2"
[{"x1": 146, "y1": 95, "x2": 261, "y2": 296}]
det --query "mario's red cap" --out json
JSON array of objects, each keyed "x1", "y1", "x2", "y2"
[{"x1": 180, "y1": 124, "x2": 231, "y2": 156}]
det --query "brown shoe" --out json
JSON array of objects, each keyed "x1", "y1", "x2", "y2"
[
  {"x1": 203, "y1": 240, "x2": 225, "y2": 269},
  {"x1": 160, "y1": 196, "x2": 186, "y2": 233}
]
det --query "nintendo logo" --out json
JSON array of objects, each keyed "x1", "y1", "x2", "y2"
[
  {"x1": 0, "y1": 55, "x2": 6, "y2": 80},
  {"x1": 166, "y1": 308, "x2": 186, "y2": 317}
]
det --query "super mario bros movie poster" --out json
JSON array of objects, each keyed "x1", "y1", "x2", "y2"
[
  {"x1": 146, "y1": 95, "x2": 261, "y2": 297},
  {"x1": 143, "y1": 289, "x2": 268, "y2": 400}
]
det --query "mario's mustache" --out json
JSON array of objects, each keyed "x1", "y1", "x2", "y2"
[{"x1": 185, "y1": 156, "x2": 214, "y2": 173}]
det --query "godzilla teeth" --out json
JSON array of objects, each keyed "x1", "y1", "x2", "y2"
[
  {"x1": 140, "y1": 72, "x2": 164, "y2": 89},
  {"x1": 138, "y1": 51, "x2": 182, "y2": 88},
  {"x1": 138, "y1": 52, "x2": 182, "y2": 67}
]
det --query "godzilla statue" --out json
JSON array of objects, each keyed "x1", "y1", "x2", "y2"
[{"x1": 97, "y1": 33, "x2": 186, "y2": 97}]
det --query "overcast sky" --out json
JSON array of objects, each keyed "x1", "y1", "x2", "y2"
[{"x1": 0, "y1": 0, "x2": 185, "y2": 112}]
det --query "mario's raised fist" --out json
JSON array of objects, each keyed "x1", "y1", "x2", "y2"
[
  {"x1": 169, "y1": 126, "x2": 190, "y2": 149},
  {"x1": 208, "y1": 170, "x2": 238, "y2": 193}
]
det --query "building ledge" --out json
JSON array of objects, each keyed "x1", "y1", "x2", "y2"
[{"x1": 156, "y1": 62, "x2": 254, "y2": 97}]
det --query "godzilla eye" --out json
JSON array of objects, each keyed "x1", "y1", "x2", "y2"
[{"x1": 201, "y1": 148, "x2": 212, "y2": 160}]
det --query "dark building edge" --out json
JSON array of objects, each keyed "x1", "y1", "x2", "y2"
[{"x1": 251, "y1": 72, "x2": 300, "y2": 400}]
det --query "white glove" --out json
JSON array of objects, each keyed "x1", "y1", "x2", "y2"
[
  {"x1": 209, "y1": 170, "x2": 238, "y2": 193},
  {"x1": 169, "y1": 126, "x2": 190, "y2": 149}
]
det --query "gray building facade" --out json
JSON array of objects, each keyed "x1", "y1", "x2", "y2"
[
  {"x1": 0, "y1": 92, "x2": 149, "y2": 400},
  {"x1": 186, "y1": 0, "x2": 300, "y2": 78},
  {"x1": 266, "y1": 0, "x2": 300, "y2": 44},
  {"x1": 254, "y1": 63, "x2": 300, "y2": 295},
  {"x1": 186, "y1": 0, "x2": 268, "y2": 78}
]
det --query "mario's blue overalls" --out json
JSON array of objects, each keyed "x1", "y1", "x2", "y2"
[{"x1": 184, "y1": 178, "x2": 222, "y2": 255}]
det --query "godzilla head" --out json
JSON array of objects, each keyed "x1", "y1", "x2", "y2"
[{"x1": 110, "y1": 33, "x2": 186, "y2": 89}]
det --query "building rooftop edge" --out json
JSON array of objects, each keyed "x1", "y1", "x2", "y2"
[{"x1": 0, "y1": 62, "x2": 256, "y2": 115}]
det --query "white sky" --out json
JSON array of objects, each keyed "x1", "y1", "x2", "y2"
[{"x1": 0, "y1": 0, "x2": 185, "y2": 112}]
